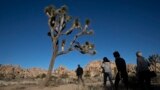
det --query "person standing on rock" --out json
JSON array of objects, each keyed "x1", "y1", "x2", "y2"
[
  {"x1": 76, "y1": 64, "x2": 84, "y2": 85},
  {"x1": 113, "y1": 51, "x2": 128, "y2": 90},
  {"x1": 101, "y1": 57, "x2": 114, "y2": 87}
]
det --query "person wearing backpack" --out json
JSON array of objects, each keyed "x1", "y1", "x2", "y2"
[{"x1": 136, "y1": 51, "x2": 151, "y2": 90}]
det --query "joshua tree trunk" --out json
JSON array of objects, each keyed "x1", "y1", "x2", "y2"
[{"x1": 44, "y1": 44, "x2": 58, "y2": 86}]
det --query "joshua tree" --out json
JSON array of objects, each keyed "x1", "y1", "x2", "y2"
[
  {"x1": 148, "y1": 54, "x2": 160, "y2": 73},
  {"x1": 43, "y1": 5, "x2": 96, "y2": 86}
]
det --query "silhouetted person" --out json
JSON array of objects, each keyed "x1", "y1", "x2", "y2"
[
  {"x1": 76, "y1": 64, "x2": 84, "y2": 85},
  {"x1": 101, "y1": 57, "x2": 113, "y2": 87},
  {"x1": 113, "y1": 51, "x2": 128, "y2": 90},
  {"x1": 136, "y1": 51, "x2": 151, "y2": 90}
]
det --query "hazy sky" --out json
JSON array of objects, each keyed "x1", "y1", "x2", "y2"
[{"x1": 0, "y1": 0, "x2": 160, "y2": 70}]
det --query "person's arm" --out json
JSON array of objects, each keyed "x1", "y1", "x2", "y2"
[
  {"x1": 115, "y1": 60, "x2": 120, "y2": 72},
  {"x1": 137, "y1": 57, "x2": 142, "y2": 71},
  {"x1": 123, "y1": 59, "x2": 127, "y2": 71},
  {"x1": 101, "y1": 63, "x2": 105, "y2": 73}
]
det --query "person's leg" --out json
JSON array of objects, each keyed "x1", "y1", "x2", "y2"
[
  {"x1": 122, "y1": 72, "x2": 128, "y2": 90},
  {"x1": 123, "y1": 76, "x2": 128, "y2": 90},
  {"x1": 145, "y1": 71, "x2": 151, "y2": 90},
  {"x1": 103, "y1": 73, "x2": 107, "y2": 86},
  {"x1": 77, "y1": 76, "x2": 80, "y2": 84},
  {"x1": 80, "y1": 75, "x2": 85, "y2": 86},
  {"x1": 108, "y1": 72, "x2": 113, "y2": 86},
  {"x1": 138, "y1": 72, "x2": 145, "y2": 89},
  {"x1": 115, "y1": 72, "x2": 120, "y2": 90}
]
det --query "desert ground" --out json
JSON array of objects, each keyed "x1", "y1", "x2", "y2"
[
  {"x1": 0, "y1": 80, "x2": 106, "y2": 90},
  {"x1": 1, "y1": 79, "x2": 160, "y2": 90}
]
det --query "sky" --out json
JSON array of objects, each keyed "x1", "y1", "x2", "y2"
[{"x1": 0, "y1": 0, "x2": 160, "y2": 70}]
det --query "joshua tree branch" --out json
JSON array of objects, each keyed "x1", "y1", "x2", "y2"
[{"x1": 57, "y1": 47, "x2": 74, "y2": 56}]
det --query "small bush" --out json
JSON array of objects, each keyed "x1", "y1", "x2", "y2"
[
  {"x1": 36, "y1": 75, "x2": 40, "y2": 78},
  {"x1": 41, "y1": 73, "x2": 46, "y2": 78},
  {"x1": 0, "y1": 73, "x2": 4, "y2": 80},
  {"x1": 36, "y1": 73, "x2": 46, "y2": 79},
  {"x1": 60, "y1": 73, "x2": 69, "y2": 79}
]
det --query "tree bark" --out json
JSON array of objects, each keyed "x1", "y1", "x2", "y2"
[{"x1": 43, "y1": 45, "x2": 58, "y2": 86}]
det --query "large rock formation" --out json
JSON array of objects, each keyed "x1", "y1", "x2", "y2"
[
  {"x1": 54, "y1": 66, "x2": 76, "y2": 78},
  {"x1": 0, "y1": 65, "x2": 47, "y2": 80},
  {"x1": 0, "y1": 65, "x2": 24, "y2": 79},
  {"x1": 149, "y1": 63, "x2": 160, "y2": 72},
  {"x1": 84, "y1": 60, "x2": 102, "y2": 77},
  {"x1": 127, "y1": 64, "x2": 136, "y2": 76},
  {"x1": 84, "y1": 60, "x2": 117, "y2": 78},
  {"x1": 1, "y1": 61, "x2": 160, "y2": 81}
]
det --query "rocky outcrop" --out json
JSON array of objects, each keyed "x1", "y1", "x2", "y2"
[
  {"x1": 0, "y1": 65, "x2": 24, "y2": 79},
  {"x1": 1, "y1": 61, "x2": 160, "y2": 80},
  {"x1": 85, "y1": 60, "x2": 102, "y2": 77},
  {"x1": 24, "y1": 68, "x2": 47, "y2": 78},
  {"x1": 127, "y1": 64, "x2": 136, "y2": 76},
  {"x1": 0, "y1": 65, "x2": 47, "y2": 80},
  {"x1": 84, "y1": 60, "x2": 117, "y2": 78},
  {"x1": 54, "y1": 66, "x2": 76, "y2": 78},
  {"x1": 54, "y1": 66, "x2": 68, "y2": 78},
  {"x1": 149, "y1": 63, "x2": 160, "y2": 72}
]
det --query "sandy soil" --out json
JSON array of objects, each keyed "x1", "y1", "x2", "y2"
[
  {"x1": 0, "y1": 83, "x2": 105, "y2": 90},
  {"x1": 0, "y1": 81, "x2": 160, "y2": 90},
  {"x1": 0, "y1": 81, "x2": 106, "y2": 90}
]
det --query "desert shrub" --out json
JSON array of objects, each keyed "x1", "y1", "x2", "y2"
[
  {"x1": 36, "y1": 75, "x2": 40, "y2": 78},
  {"x1": 0, "y1": 73, "x2": 4, "y2": 80},
  {"x1": 41, "y1": 73, "x2": 46, "y2": 78},
  {"x1": 60, "y1": 73, "x2": 69, "y2": 79},
  {"x1": 36, "y1": 73, "x2": 46, "y2": 79},
  {"x1": 51, "y1": 75, "x2": 58, "y2": 81},
  {"x1": 94, "y1": 73, "x2": 100, "y2": 78}
]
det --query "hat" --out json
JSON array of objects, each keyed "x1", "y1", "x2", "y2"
[{"x1": 103, "y1": 57, "x2": 109, "y2": 62}]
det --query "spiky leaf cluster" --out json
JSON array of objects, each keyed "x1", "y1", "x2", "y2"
[{"x1": 45, "y1": 5, "x2": 96, "y2": 56}]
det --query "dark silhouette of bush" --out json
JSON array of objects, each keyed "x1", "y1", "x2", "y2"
[
  {"x1": 60, "y1": 73, "x2": 69, "y2": 79},
  {"x1": 0, "y1": 73, "x2": 4, "y2": 80},
  {"x1": 41, "y1": 73, "x2": 46, "y2": 78},
  {"x1": 36, "y1": 73, "x2": 46, "y2": 79}
]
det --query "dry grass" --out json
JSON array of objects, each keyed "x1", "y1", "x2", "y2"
[{"x1": 1, "y1": 76, "x2": 160, "y2": 90}]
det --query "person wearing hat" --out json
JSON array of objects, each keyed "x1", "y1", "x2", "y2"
[{"x1": 101, "y1": 57, "x2": 113, "y2": 87}]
